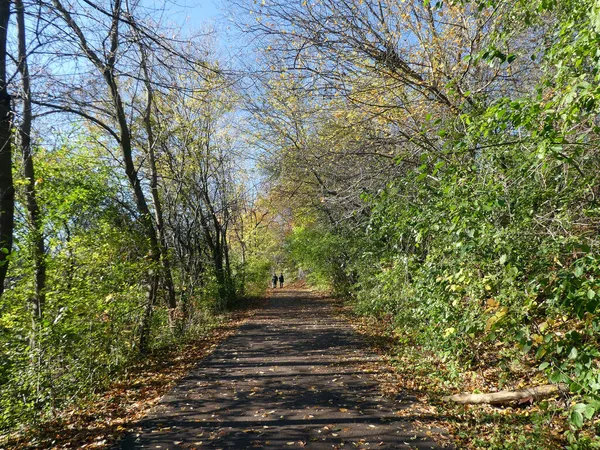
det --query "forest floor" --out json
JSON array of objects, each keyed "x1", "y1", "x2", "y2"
[{"x1": 115, "y1": 287, "x2": 452, "y2": 449}]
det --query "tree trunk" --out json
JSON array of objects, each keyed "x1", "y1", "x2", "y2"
[
  {"x1": 196, "y1": 191, "x2": 229, "y2": 308},
  {"x1": 0, "y1": 0, "x2": 13, "y2": 298},
  {"x1": 102, "y1": 19, "x2": 163, "y2": 353},
  {"x1": 16, "y1": 0, "x2": 46, "y2": 321},
  {"x1": 107, "y1": 60, "x2": 163, "y2": 354},
  {"x1": 222, "y1": 224, "x2": 234, "y2": 302},
  {"x1": 213, "y1": 228, "x2": 227, "y2": 308},
  {"x1": 138, "y1": 271, "x2": 158, "y2": 354},
  {"x1": 442, "y1": 384, "x2": 569, "y2": 405},
  {"x1": 239, "y1": 238, "x2": 246, "y2": 297},
  {"x1": 138, "y1": 43, "x2": 177, "y2": 314}
]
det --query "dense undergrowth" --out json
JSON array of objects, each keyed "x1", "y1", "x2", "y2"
[{"x1": 290, "y1": 161, "x2": 600, "y2": 446}]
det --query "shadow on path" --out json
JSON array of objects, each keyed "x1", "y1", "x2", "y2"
[{"x1": 118, "y1": 289, "x2": 452, "y2": 449}]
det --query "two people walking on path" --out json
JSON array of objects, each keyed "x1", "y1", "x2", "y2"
[{"x1": 272, "y1": 273, "x2": 284, "y2": 288}]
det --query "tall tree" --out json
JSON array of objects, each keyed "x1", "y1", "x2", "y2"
[
  {"x1": 0, "y1": 0, "x2": 13, "y2": 298},
  {"x1": 15, "y1": 0, "x2": 46, "y2": 321},
  {"x1": 135, "y1": 25, "x2": 177, "y2": 316},
  {"x1": 235, "y1": 0, "x2": 545, "y2": 225}
]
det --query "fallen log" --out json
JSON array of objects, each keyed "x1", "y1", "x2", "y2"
[{"x1": 442, "y1": 384, "x2": 569, "y2": 404}]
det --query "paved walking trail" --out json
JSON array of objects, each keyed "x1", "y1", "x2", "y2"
[{"x1": 119, "y1": 289, "x2": 451, "y2": 449}]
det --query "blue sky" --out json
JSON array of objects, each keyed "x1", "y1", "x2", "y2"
[
  {"x1": 185, "y1": 0, "x2": 222, "y2": 22},
  {"x1": 159, "y1": 0, "x2": 224, "y2": 30},
  {"x1": 155, "y1": 0, "x2": 238, "y2": 53}
]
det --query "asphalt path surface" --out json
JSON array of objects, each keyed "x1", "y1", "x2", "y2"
[{"x1": 119, "y1": 288, "x2": 451, "y2": 449}]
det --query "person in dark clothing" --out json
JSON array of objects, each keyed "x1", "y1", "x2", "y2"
[
  {"x1": 279, "y1": 273, "x2": 284, "y2": 288},
  {"x1": 272, "y1": 274, "x2": 278, "y2": 288}
]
